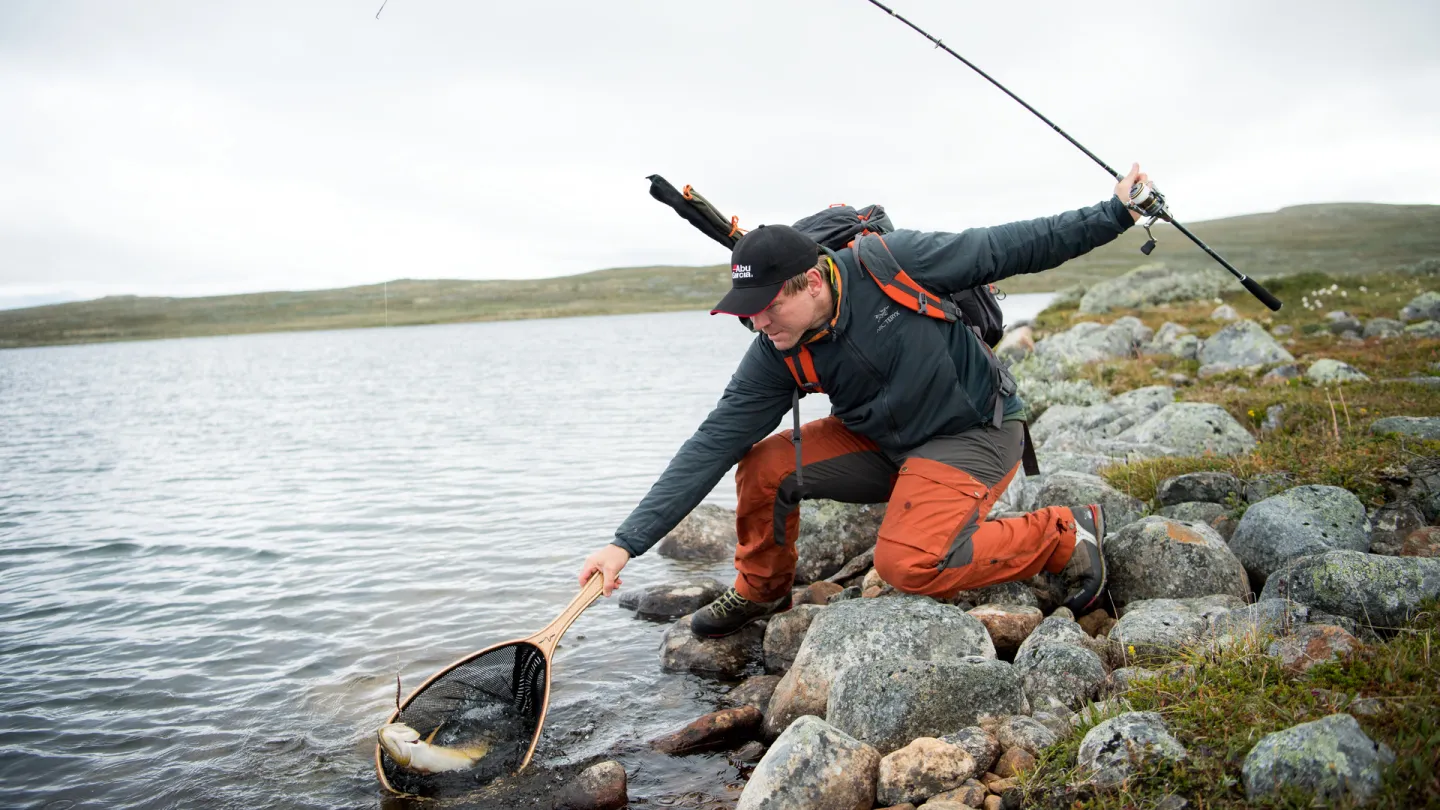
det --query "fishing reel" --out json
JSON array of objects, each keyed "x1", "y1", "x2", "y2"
[{"x1": 1126, "y1": 182, "x2": 1170, "y2": 255}]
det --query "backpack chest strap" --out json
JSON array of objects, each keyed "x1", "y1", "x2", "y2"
[{"x1": 783, "y1": 347, "x2": 825, "y2": 394}]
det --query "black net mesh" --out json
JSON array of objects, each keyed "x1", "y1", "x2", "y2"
[{"x1": 381, "y1": 641, "x2": 549, "y2": 797}]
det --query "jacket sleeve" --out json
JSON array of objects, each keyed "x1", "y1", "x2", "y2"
[
  {"x1": 891, "y1": 196, "x2": 1134, "y2": 294},
  {"x1": 612, "y1": 336, "x2": 796, "y2": 557}
]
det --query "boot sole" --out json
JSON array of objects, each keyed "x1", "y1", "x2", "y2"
[{"x1": 1075, "y1": 504, "x2": 1108, "y2": 614}]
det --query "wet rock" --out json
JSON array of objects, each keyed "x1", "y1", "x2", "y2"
[
  {"x1": 1110, "y1": 597, "x2": 1243, "y2": 661},
  {"x1": 764, "y1": 597, "x2": 995, "y2": 738},
  {"x1": 737, "y1": 715, "x2": 880, "y2": 810},
  {"x1": 729, "y1": 740, "x2": 767, "y2": 764},
  {"x1": 1229, "y1": 485, "x2": 1371, "y2": 587},
  {"x1": 656, "y1": 504, "x2": 737, "y2": 562},
  {"x1": 993, "y1": 746, "x2": 1037, "y2": 778},
  {"x1": 954, "y1": 581, "x2": 1040, "y2": 609},
  {"x1": 1114, "y1": 403, "x2": 1258, "y2": 457},
  {"x1": 1259, "y1": 550, "x2": 1440, "y2": 629},
  {"x1": 1198, "y1": 319, "x2": 1295, "y2": 367},
  {"x1": 1267, "y1": 623, "x2": 1362, "y2": 674},
  {"x1": 994, "y1": 715, "x2": 1058, "y2": 756},
  {"x1": 620, "y1": 577, "x2": 726, "y2": 619},
  {"x1": 1156, "y1": 471, "x2": 1244, "y2": 506},
  {"x1": 827, "y1": 657, "x2": 1027, "y2": 753},
  {"x1": 1368, "y1": 500, "x2": 1426, "y2": 556},
  {"x1": 1370, "y1": 415, "x2": 1440, "y2": 441},
  {"x1": 1400, "y1": 290, "x2": 1440, "y2": 321},
  {"x1": 793, "y1": 581, "x2": 844, "y2": 606},
  {"x1": 794, "y1": 501, "x2": 887, "y2": 583},
  {"x1": 876, "y1": 737, "x2": 977, "y2": 806},
  {"x1": 1404, "y1": 320, "x2": 1440, "y2": 337},
  {"x1": 1402, "y1": 526, "x2": 1440, "y2": 557},
  {"x1": 1154, "y1": 501, "x2": 1236, "y2": 541},
  {"x1": 1077, "y1": 262, "x2": 1229, "y2": 314},
  {"x1": 940, "y1": 727, "x2": 1000, "y2": 775},
  {"x1": 1364, "y1": 317, "x2": 1405, "y2": 338},
  {"x1": 1306, "y1": 358, "x2": 1370, "y2": 384},
  {"x1": 763, "y1": 604, "x2": 823, "y2": 674},
  {"x1": 552, "y1": 760, "x2": 627, "y2": 810},
  {"x1": 1034, "y1": 471, "x2": 1146, "y2": 529},
  {"x1": 724, "y1": 675, "x2": 782, "y2": 713},
  {"x1": 1242, "y1": 713, "x2": 1395, "y2": 804},
  {"x1": 1103, "y1": 517, "x2": 1250, "y2": 609},
  {"x1": 967, "y1": 604, "x2": 1044, "y2": 657},
  {"x1": 660, "y1": 615, "x2": 764, "y2": 678},
  {"x1": 650, "y1": 706, "x2": 763, "y2": 755},
  {"x1": 1078, "y1": 711, "x2": 1187, "y2": 789}
]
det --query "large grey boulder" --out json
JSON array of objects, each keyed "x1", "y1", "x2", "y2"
[
  {"x1": 1306, "y1": 358, "x2": 1370, "y2": 384},
  {"x1": 1078, "y1": 711, "x2": 1187, "y2": 789},
  {"x1": 1110, "y1": 596, "x2": 1245, "y2": 661},
  {"x1": 1078, "y1": 262, "x2": 1229, "y2": 314},
  {"x1": 619, "y1": 576, "x2": 726, "y2": 619},
  {"x1": 1370, "y1": 415, "x2": 1440, "y2": 441},
  {"x1": 1114, "y1": 403, "x2": 1257, "y2": 457},
  {"x1": 1012, "y1": 641, "x2": 1106, "y2": 711},
  {"x1": 1228, "y1": 485, "x2": 1371, "y2": 587},
  {"x1": 764, "y1": 597, "x2": 995, "y2": 737},
  {"x1": 1242, "y1": 713, "x2": 1395, "y2": 804},
  {"x1": 794, "y1": 502, "x2": 886, "y2": 583},
  {"x1": 1103, "y1": 516, "x2": 1250, "y2": 609},
  {"x1": 656, "y1": 504, "x2": 736, "y2": 562},
  {"x1": 737, "y1": 715, "x2": 880, "y2": 810},
  {"x1": 1156, "y1": 471, "x2": 1244, "y2": 506},
  {"x1": 827, "y1": 657, "x2": 1028, "y2": 753},
  {"x1": 1260, "y1": 550, "x2": 1440, "y2": 629},
  {"x1": 1034, "y1": 471, "x2": 1147, "y2": 529},
  {"x1": 1154, "y1": 501, "x2": 1237, "y2": 541},
  {"x1": 1199, "y1": 319, "x2": 1296, "y2": 367},
  {"x1": 1030, "y1": 403, "x2": 1088, "y2": 446},
  {"x1": 661, "y1": 616, "x2": 765, "y2": 678},
  {"x1": 1399, "y1": 290, "x2": 1440, "y2": 321},
  {"x1": 1364, "y1": 317, "x2": 1405, "y2": 338},
  {"x1": 1405, "y1": 320, "x2": 1440, "y2": 337},
  {"x1": 1034, "y1": 321, "x2": 1141, "y2": 364}
]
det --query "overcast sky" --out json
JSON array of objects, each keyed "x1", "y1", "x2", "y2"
[{"x1": 1, "y1": 0, "x2": 1436, "y2": 309}]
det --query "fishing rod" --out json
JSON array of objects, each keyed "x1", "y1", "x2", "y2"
[{"x1": 865, "y1": 0, "x2": 1282, "y2": 311}]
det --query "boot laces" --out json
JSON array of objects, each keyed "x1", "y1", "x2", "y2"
[{"x1": 709, "y1": 589, "x2": 753, "y2": 619}]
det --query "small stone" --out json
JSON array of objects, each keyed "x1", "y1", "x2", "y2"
[
  {"x1": 984, "y1": 796, "x2": 1004, "y2": 810},
  {"x1": 1211, "y1": 304, "x2": 1239, "y2": 321},
  {"x1": 876, "y1": 737, "x2": 977, "y2": 807},
  {"x1": 1306, "y1": 358, "x2": 1370, "y2": 384},
  {"x1": 729, "y1": 740, "x2": 767, "y2": 764},
  {"x1": 926, "y1": 778, "x2": 988, "y2": 808},
  {"x1": 1402, "y1": 526, "x2": 1440, "y2": 557},
  {"x1": 1261, "y1": 364, "x2": 1301, "y2": 384},
  {"x1": 980, "y1": 773, "x2": 1014, "y2": 791},
  {"x1": 552, "y1": 760, "x2": 628, "y2": 810},
  {"x1": 1077, "y1": 609, "x2": 1114, "y2": 638},
  {"x1": 724, "y1": 675, "x2": 781, "y2": 712},
  {"x1": 793, "y1": 581, "x2": 844, "y2": 606},
  {"x1": 1078, "y1": 711, "x2": 1187, "y2": 789},
  {"x1": 650, "y1": 706, "x2": 763, "y2": 755},
  {"x1": 992, "y1": 746, "x2": 1036, "y2": 778},
  {"x1": 1267, "y1": 624, "x2": 1362, "y2": 674},
  {"x1": 968, "y1": 604, "x2": 1044, "y2": 657},
  {"x1": 939, "y1": 727, "x2": 1000, "y2": 776}
]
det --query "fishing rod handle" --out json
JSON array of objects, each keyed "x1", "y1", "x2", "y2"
[{"x1": 1168, "y1": 219, "x2": 1283, "y2": 312}]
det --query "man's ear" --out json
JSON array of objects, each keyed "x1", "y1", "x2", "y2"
[{"x1": 806, "y1": 267, "x2": 826, "y2": 295}]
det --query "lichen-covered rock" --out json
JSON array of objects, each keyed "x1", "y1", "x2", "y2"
[
  {"x1": 1103, "y1": 666, "x2": 1159, "y2": 694},
  {"x1": 1369, "y1": 415, "x2": 1440, "y2": 441},
  {"x1": 1034, "y1": 320, "x2": 1146, "y2": 364},
  {"x1": 1363, "y1": 317, "x2": 1405, "y2": 338},
  {"x1": 1229, "y1": 485, "x2": 1372, "y2": 587},
  {"x1": 661, "y1": 615, "x2": 764, "y2": 678},
  {"x1": 1306, "y1": 358, "x2": 1370, "y2": 384},
  {"x1": 1210, "y1": 303, "x2": 1239, "y2": 322},
  {"x1": 763, "y1": 604, "x2": 823, "y2": 674},
  {"x1": 876, "y1": 737, "x2": 977, "y2": 806},
  {"x1": 1103, "y1": 517, "x2": 1250, "y2": 609},
  {"x1": 1205, "y1": 598, "x2": 1313, "y2": 648},
  {"x1": 1365, "y1": 500, "x2": 1425, "y2": 556},
  {"x1": 620, "y1": 577, "x2": 726, "y2": 619},
  {"x1": 764, "y1": 597, "x2": 995, "y2": 737},
  {"x1": 1242, "y1": 713, "x2": 1395, "y2": 804},
  {"x1": 1156, "y1": 471, "x2": 1245, "y2": 506},
  {"x1": 1259, "y1": 550, "x2": 1440, "y2": 629},
  {"x1": 1034, "y1": 471, "x2": 1146, "y2": 529},
  {"x1": 737, "y1": 716, "x2": 880, "y2": 810},
  {"x1": 993, "y1": 715, "x2": 1058, "y2": 756},
  {"x1": 1078, "y1": 712, "x2": 1187, "y2": 789},
  {"x1": 1114, "y1": 403, "x2": 1258, "y2": 457},
  {"x1": 1402, "y1": 526, "x2": 1440, "y2": 557},
  {"x1": 552, "y1": 760, "x2": 628, "y2": 810},
  {"x1": 1077, "y1": 262, "x2": 1229, "y2": 314},
  {"x1": 826, "y1": 657, "x2": 1027, "y2": 753},
  {"x1": 953, "y1": 580, "x2": 1040, "y2": 609},
  {"x1": 1154, "y1": 501, "x2": 1237, "y2": 541},
  {"x1": 939, "y1": 726, "x2": 999, "y2": 775},
  {"x1": 1399, "y1": 290, "x2": 1440, "y2": 321},
  {"x1": 967, "y1": 604, "x2": 1044, "y2": 657},
  {"x1": 1198, "y1": 319, "x2": 1295, "y2": 367},
  {"x1": 1012, "y1": 642, "x2": 1107, "y2": 710},
  {"x1": 1404, "y1": 320, "x2": 1440, "y2": 337},
  {"x1": 794, "y1": 501, "x2": 887, "y2": 583},
  {"x1": 1267, "y1": 623, "x2": 1362, "y2": 674},
  {"x1": 1110, "y1": 597, "x2": 1245, "y2": 661},
  {"x1": 656, "y1": 504, "x2": 736, "y2": 562}
]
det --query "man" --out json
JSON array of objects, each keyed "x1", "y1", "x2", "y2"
[{"x1": 580, "y1": 165, "x2": 1151, "y2": 637}]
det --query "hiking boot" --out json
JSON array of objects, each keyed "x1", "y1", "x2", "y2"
[
  {"x1": 690, "y1": 587, "x2": 792, "y2": 639},
  {"x1": 1061, "y1": 504, "x2": 1108, "y2": 614}
]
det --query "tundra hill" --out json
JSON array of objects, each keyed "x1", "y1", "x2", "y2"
[{"x1": 3, "y1": 203, "x2": 1436, "y2": 349}]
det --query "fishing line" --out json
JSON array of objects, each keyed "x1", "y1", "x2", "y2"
[{"x1": 864, "y1": 0, "x2": 1282, "y2": 311}]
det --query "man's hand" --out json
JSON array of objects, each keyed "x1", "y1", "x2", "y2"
[
  {"x1": 579, "y1": 543, "x2": 630, "y2": 597},
  {"x1": 1113, "y1": 162, "x2": 1151, "y2": 223}
]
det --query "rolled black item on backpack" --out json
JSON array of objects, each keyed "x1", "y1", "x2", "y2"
[{"x1": 646, "y1": 175, "x2": 742, "y2": 250}]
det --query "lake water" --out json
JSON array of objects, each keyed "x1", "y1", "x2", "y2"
[{"x1": 0, "y1": 293, "x2": 1052, "y2": 809}]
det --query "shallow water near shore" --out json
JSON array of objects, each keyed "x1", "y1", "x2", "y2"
[{"x1": 0, "y1": 296, "x2": 1051, "y2": 809}]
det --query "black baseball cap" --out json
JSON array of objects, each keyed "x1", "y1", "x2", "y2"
[{"x1": 710, "y1": 224, "x2": 819, "y2": 317}]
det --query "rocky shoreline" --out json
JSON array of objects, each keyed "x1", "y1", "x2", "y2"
[{"x1": 551, "y1": 265, "x2": 1440, "y2": 810}]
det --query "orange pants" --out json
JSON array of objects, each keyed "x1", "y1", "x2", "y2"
[{"x1": 732, "y1": 417, "x2": 1078, "y2": 603}]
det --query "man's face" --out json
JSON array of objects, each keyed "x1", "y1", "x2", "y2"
[{"x1": 750, "y1": 275, "x2": 824, "y2": 351}]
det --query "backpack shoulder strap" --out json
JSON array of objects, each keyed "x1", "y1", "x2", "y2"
[
  {"x1": 782, "y1": 346, "x2": 825, "y2": 394},
  {"x1": 853, "y1": 234, "x2": 960, "y2": 323}
]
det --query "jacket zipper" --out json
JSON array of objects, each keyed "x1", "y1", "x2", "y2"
[{"x1": 838, "y1": 330, "x2": 903, "y2": 446}]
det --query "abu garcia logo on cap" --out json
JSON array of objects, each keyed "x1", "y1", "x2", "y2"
[{"x1": 731, "y1": 264, "x2": 753, "y2": 280}]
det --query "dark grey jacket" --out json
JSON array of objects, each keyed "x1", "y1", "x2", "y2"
[{"x1": 613, "y1": 196, "x2": 1134, "y2": 557}]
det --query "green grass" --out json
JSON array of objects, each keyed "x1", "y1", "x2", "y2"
[{"x1": 1019, "y1": 604, "x2": 1440, "y2": 809}]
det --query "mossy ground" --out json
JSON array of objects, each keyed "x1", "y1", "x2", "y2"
[
  {"x1": 1031, "y1": 268, "x2": 1440, "y2": 506},
  {"x1": 1019, "y1": 604, "x2": 1440, "y2": 809}
]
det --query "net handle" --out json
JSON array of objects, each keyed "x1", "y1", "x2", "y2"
[{"x1": 525, "y1": 572, "x2": 604, "y2": 656}]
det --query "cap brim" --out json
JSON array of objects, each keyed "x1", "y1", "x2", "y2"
[{"x1": 710, "y1": 282, "x2": 785, "y2": 317}]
